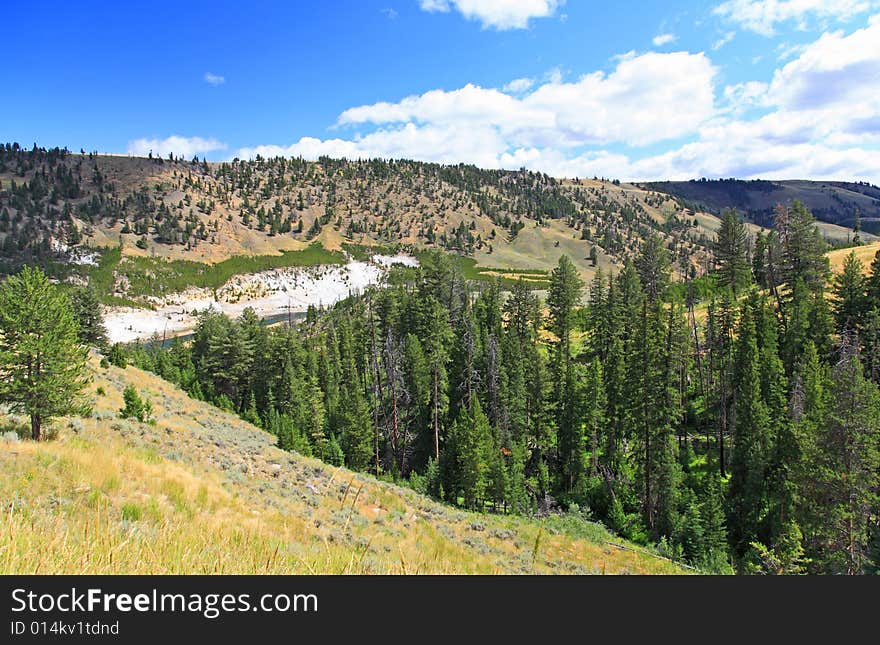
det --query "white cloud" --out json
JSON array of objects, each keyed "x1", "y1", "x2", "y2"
[
  {"x1": 419, "y1": 0, "x2": 450, "y2": 11},
  {"x1": 723, "y1": 81, "x2": 770, "y2": 111},
  {"x1": 544, "y1": 66, "x2": 563, "y2": 83},
  {"x1": 766, "y1": 19, "x2": 880, "y2": 112},
  {"x1": 776, "y1": 41, "x2": 808, "y2": 60},
  {"x1": 713, "y1": 0, "x2": 877, "y2": 36},
  {"x1": 712, "y1": 31, "x2": 736, "y2": 49},
  {"x1": 652, "y1": 32, "x2": 677, "y2": 46},
  {"x1": 503, "y1": 77, "x2": 534, "y2": 92},
  {"x1": 238, "y1": 125, "x2": 506, "y2": 168},
  {"x1": 233, "y1": 19, "x2": 880, "y2": 182},
  {"x1": 418, "y1": 0, "x2": 561, "y2": 30},
  {"x1": 204, "y1": 72, "x2": 225, "y2": 86},
  {"x1": 337, "y1": 51, "x2": 717, "y2": 148},
  {"x1": 127, "y1": 136, "x2": 227, "y2": 159}
]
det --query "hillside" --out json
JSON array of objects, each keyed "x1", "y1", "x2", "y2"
[
  {"x1": 827, "y1": 240, "x2": 880, "y2": 274},
  {"x1": 0, "y1": 356, "x2": 687, "y2": 575},
  {"x1": 0, "y1": 145, "x2": 719, "y2": 286},
  {"x1": 644, "y1": 179, "x2": 880, "y2": 234},
  {"x1": 2, "y1": 144, "x2": 872, "y2": 313}
]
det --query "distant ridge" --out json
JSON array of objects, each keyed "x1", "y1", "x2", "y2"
[{"x1": 642, "y1": 179, "x2": 880, "y2": 233}]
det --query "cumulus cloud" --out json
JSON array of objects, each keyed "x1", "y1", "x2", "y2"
[
  {"x1": 233, "y1": 19, "x2": 880, "y2": 182},
  {"x1": 204, "y1": 72, "x2": 225, "y2": 86},
  {"x1": 766, "y1": 19, "x2": 880, "y2": 112},
  {"x1": 418, "y1": 0, "x2": 561, "y2": 30},
  {"x1": 713, "y1": 0, "x2": 877, "y2": 36},
  {"x1": 237, "y1": 125, "x2": 508, "y2": 168},
  {"x1": 336, "y1": 51, "x2": 717, "y2": 148},
  {"x1": 723, "y1": 81, "x2": 770, "y2": 112},
  {"x1": 127, "y1": 136, "x2": 227, "y2": 159},
  {"x1": 652, "y1": 32, "x2": 677, "y2": 46}
]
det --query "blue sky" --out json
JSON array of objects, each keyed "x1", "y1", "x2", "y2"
[{"x1": 3, "y1": 0, "x2": 879, "y2": 180}]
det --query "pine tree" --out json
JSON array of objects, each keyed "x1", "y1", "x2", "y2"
[
  {"x1": 69, "y1": 286, "x2": 109, "y2": 351},
  {"x1": 867, "y1": 250, "x2": 880, "y2": 307},
  {"x1": 0, "y1": 266, "x2": 89, "y2": 440},
  {"x1": 727, "y1": 302, "x2": 773, "y2": 566},
  {"x1": 714, "y1": 208, "x2": 751, "y2": 295},
  {"x1": 422, "y1": 297, "x2": 451, "y2": 462},
  {"x1": 635, "y1": 300, "x2": 683, "y2": 539},
  {"x1": 777, "y1": 200, "x2": 829, "y2": 293},
  {"x1": 699, "y1": 475, "x2": 731, "y2": 573},
  {"x1": 635, "y1": 233, "x2": 671, "y2": 302},
  {"x1": 547, "y1": 255, "x2": 585, "y2": 493},
  {"x1": 753, "y1": 231, "x2": 768, "y2": 288},
  {"x1": 241, "y1": 390, "x2": 262, "y2": 427},
  {"x1": 443, "y1": 398, "x2": 493, "y2": 510},
  {"x1": 547, "y1": 255, "x2": 583, "y2": 368},
  {"x1": 809, "y1": 341, "x2": 880, "y2": 574},
  {"x1": 584, "y1": 358, "x2": 607, "y2": 477},
  {"x1": 338, "y1": 389, "x2": 373, "y2": 470},
  {"x1": 831, "y1": 251, "x2": 868, "y2": 335}
]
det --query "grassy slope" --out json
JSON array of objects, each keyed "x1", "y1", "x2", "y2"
[
  {"x1": 0, "y1": 358, "x2": 687, "y2": 575},
  {"x1": 1, "y1": 154, "x2": 716, "y2": 285},
  {"x1": 827, "y1": 240, "x2": 880, "y2": 274}
]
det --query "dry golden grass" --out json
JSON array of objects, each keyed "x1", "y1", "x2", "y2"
[
  {"x1": 827, "y1": 241, "x2": 880, "y2": 274},
  {"x1": 0, "y1": 359, "x2": 687, "y2": 575}
]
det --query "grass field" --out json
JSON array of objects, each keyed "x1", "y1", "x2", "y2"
[
  {"x1": 827, "y1": 241, "x2": 880, "y2": 274},
  {"x1": 0, "y1": 358, "x2": 688, "y2": 575},
  {"x1": 415, "y1": 251, "x2": 552, "y2": 289}
]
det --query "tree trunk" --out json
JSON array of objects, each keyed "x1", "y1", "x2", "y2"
[
  {"x1": 433, "y1": 365, "x2": 440, "y2": 461},
  {"x1": 31, "y1": 413, "x2": 41, "y2": 442}
]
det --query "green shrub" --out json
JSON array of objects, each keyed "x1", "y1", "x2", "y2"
[
  {"x1": 109, "y1": 343, "x2": 127, "y2": 368},
  {"x1": 119, "y1": 386, "x2": 154, "y2": 423}
]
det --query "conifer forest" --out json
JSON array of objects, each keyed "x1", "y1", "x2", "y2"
[{"x1": 121, "y1": 203, "x2": 880, "y2": 575}]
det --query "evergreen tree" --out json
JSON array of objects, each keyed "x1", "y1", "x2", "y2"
[
  {"x1": 752, "y1": 231, "x2": 768, "y2": 288},
  {"x1": 635, "y1": 233, "x2": 671, "y2": 302},
  {"x1": 583, "y1": 358, "x2": 607, "y2": 478},
  {"x1": 777, "y1": 200, "x2": 829, "y2": 293},
  {"x1": 547, "y1": 255, "x2": 584, "y2": 493},
  {"x1": 422, "y1": 296, "x2": 452, "y2": 462},
  {"x1": 867, "y1": 250, "x2": 880, "y2": 307},
  {"x1": 714, "y1": 208, "x2": 751, "y2": 295},
  {"x1": 831, "y1": 251, "x2": 868, "y2": 335},
  {"x1": 443, "y1": 398, "x2": 493, "y2": 510},
  {"x1": 338, "y1": 387, "x2": 373, "y2": 470},
  {"x1": 0, "y1": 267, "x2": 89, "y2": 440},
  {"x1": 699, "y1": 475, "x2": 731, "y2": 573},
  {"x1": 809, "y1": 341, "x2": 880, "y2": 574},
  {"x1": 635, "y1": 300, "x2": 683, "y2": 540},
  {"x1": 727, "y1": 302, "x2": 773, "y2": 566},
  {"x1": 69, "y1": 286, "x2": 109, "y2": 351}
]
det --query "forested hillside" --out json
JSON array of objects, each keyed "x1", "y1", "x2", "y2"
[
  {"x1": 645, "y1": 179, "x2": 880, "y2": 233},
  {"x1": 123, "y1": 201, "x2": 880, "y2": 575},
  {"x1": 0, "y1": 143, "x2": 721, "y2": 284},
  {"x1": 1, "y1": 355, "x2": 686, "y2": 575}
]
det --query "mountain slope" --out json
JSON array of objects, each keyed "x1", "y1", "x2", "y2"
[
  {"x1": 0, "y1": 356, "x2": 687, "y2": 575},
  {"x1": 644, "y1": 179, "x2": 880, "y2": 233},
  {"x1": 3, "y1": 145, "x2": 870, "y2": 303},
  {"x1": 0, "y1": 145, "x2": 716, "y2": 284}
]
